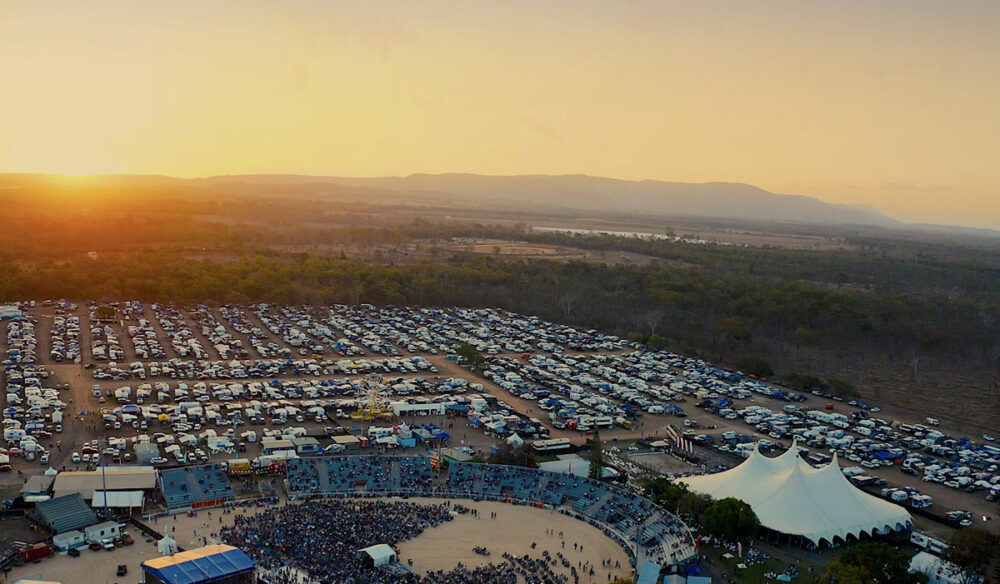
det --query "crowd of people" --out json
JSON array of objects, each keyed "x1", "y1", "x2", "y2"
[
  {"x1": 221, "y1": 499, "x2": 450, "y2": 584},
  {"x1": 283, "y1": 456, "x2": 696, "y2": 570},
  {"x1": 423, "y1": 553, "x2": 568, "y2": 584},
  {"x1": 220, "y1": 499, "x2": 593, "y2": 584}
]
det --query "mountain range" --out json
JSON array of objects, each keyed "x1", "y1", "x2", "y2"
[{"x1": 0, "y1": 172, "x2": 900, "y2": 226}]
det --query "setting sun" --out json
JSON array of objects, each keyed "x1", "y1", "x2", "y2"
[{"x1": 2, "y1": 0, "x2": 999, "y2": 225}]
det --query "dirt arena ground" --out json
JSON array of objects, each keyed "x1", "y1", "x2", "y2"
[
  {"x1": 398, "y1": 498, "x2": 630, "y2": 582},
  {"x1": 6, "y1": 497, "x2": 631, "y2": 584}
]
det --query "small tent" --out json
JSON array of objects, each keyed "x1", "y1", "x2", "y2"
[
  {"x1": 158, "y1": 534, "x2": 179, "y2": 556},
  {"x1": 358, "y1": 544, "x2": 396, "y2": 568}
]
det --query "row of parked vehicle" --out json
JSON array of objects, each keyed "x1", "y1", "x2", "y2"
[
  {"x1": 89, "y1": 310, "x2": 125, "y2": 362},
  {"x1": 326, "y1": 306, "x2": 419, "y2": 355},
  {"x1": 325, "y1": 305, "x2": 629, "y2": 357},
  {"x1": 485, "y1": 356, "x2": 642, "y2": 431},
  {"x1": 49, "y1": 313, "x2": 81, "y2": 362},
  {"x1": 189, "y1": 305, "x2": 249, "y2": 360},
  {"x1": 219, "y1": 304, "x2": 293, "y2": 359},
  {"x1": 82, "y1": 384, "x2": 535, "y2": 468},
  {"x1": 152, "y1": 303, "x2": 211, "y2": 359},
  {"x1": 249, "y1": 306, "x2": 322, "y2": 356},
  {"x1": 6, "y1": 317, "x2": 38, "y2": 366},
  {"x1": 40, "y1": 301, "x2": 633, "y2": 368},
  {"x1": 122, "y1": 302, "x2": 169, "y2": 359},
  {"x1": 92, "y1": 354, "x2": 441, "y2": 382},
  {"x1": 480, "y1": 349, "x2": 784, "y2": 433},
  {"x1": 696, "y1": 385, "x2": 1000, "y2": 504},
  {"x1": 3, "y1": 322, "x2": 62, "y2": 467},
  {"x1": 105, "y1": 374, "x2": 474, "y2": 406}
]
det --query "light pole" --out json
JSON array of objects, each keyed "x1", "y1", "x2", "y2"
[{"x1": 101, "y1": 436, "x2": 109, "y2": 517}]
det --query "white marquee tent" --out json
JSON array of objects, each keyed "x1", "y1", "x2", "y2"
[
  {"x1": 909, "y1": 551, "x2": 973, "y2": 584},
  {"x1": 92, "y1": 490, "x2": 144, "y2": 509},
  {"x1": 679, "y1": 442, "x2": 912, "y2": 546}
]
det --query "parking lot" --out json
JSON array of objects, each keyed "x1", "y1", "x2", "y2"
[{"x1": 3, "y1": 300, "x2": 998, "y2": 532}]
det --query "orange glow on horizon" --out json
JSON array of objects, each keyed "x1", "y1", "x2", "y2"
[{"x1": 1, "y1": 1, "x2": 999, "y2": 226}]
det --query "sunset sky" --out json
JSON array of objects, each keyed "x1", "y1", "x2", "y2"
[{"x1": 1, "y1": 1, "x2": 999, "y2": 226}]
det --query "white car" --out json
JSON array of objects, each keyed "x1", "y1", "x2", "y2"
[{"x1": 71, "y1": 452, "x2": 81, "y2": 463}]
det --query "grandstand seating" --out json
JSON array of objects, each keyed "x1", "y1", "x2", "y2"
[
  {"x1": 159, "y1": 464, "x2": 235, "y2": 508},
  {"x1": 34, "y1": 493, "x2": 98, "y2": 534},
  {"x1": 284, "y1": 455, "x2": 697, "y2": 566},
  {"x1": 286, "y1": 456, "x2": 433, "y2": 493}
]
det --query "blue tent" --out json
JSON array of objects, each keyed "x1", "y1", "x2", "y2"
[
  {"x1": 142, "y1": 545, "x2": 255, "y2": 584},
  {"x1": 636, "y1": 561, "x2": 661, "y2": 584}
]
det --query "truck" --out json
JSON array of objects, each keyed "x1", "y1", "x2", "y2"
[
  {"x1": 20, "y1": 543, "x2": 53, "y2": 563},
  {"x1": 226, "y1": 458, "x2": 252, "y2": 476}
]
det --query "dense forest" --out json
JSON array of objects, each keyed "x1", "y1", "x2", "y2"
[{"x1": 2, "y1": 184, "x2": 999, "y2": 427}]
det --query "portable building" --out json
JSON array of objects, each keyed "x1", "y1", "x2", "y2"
[
  {"x1": 292, "y1": 437, "x2": 320, "y2": 454},
  {"x1": 260, "y1": 439, "x2": 295, "y2": 455},
  {"x1": 332, "y1": 435, "x2": 361, "y2": 451},
  {"x1": 84, "y1": 521, "x2": 121, "y2": 543},
  {"x1": 52, "y1": 530, "x2": 86, "y2": 552}
]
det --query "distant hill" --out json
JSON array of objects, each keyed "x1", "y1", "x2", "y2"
[
  {"x1": 319, "y1": 173, "x2": 898, "y2": 226},
  {"x1": 0, "y1": 172, "x2": 898, "y2": 226}
]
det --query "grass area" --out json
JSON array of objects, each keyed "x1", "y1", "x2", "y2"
[{"x1": 700, "y1": 542, "x2": 827, "y2": 584}]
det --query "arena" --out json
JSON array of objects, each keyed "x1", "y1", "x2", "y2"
[
  {"x1": 7, "y1": 454, "x2": 695, "y2": 584},
  {"x1": 7, "y1": 495, "x2": 635, "y2": 584}
]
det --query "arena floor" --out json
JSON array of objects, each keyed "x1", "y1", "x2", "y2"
[
  {"x1": 398, "y1": 498, "x2": 631, "y2": 582},
  {"x1": 6, "y1": 497, "x2": 632, "y2": 584}
]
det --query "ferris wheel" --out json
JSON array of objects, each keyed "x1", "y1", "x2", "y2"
[{"x1": 353, "y1": 373, "x2": 393, "y2": 420}]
